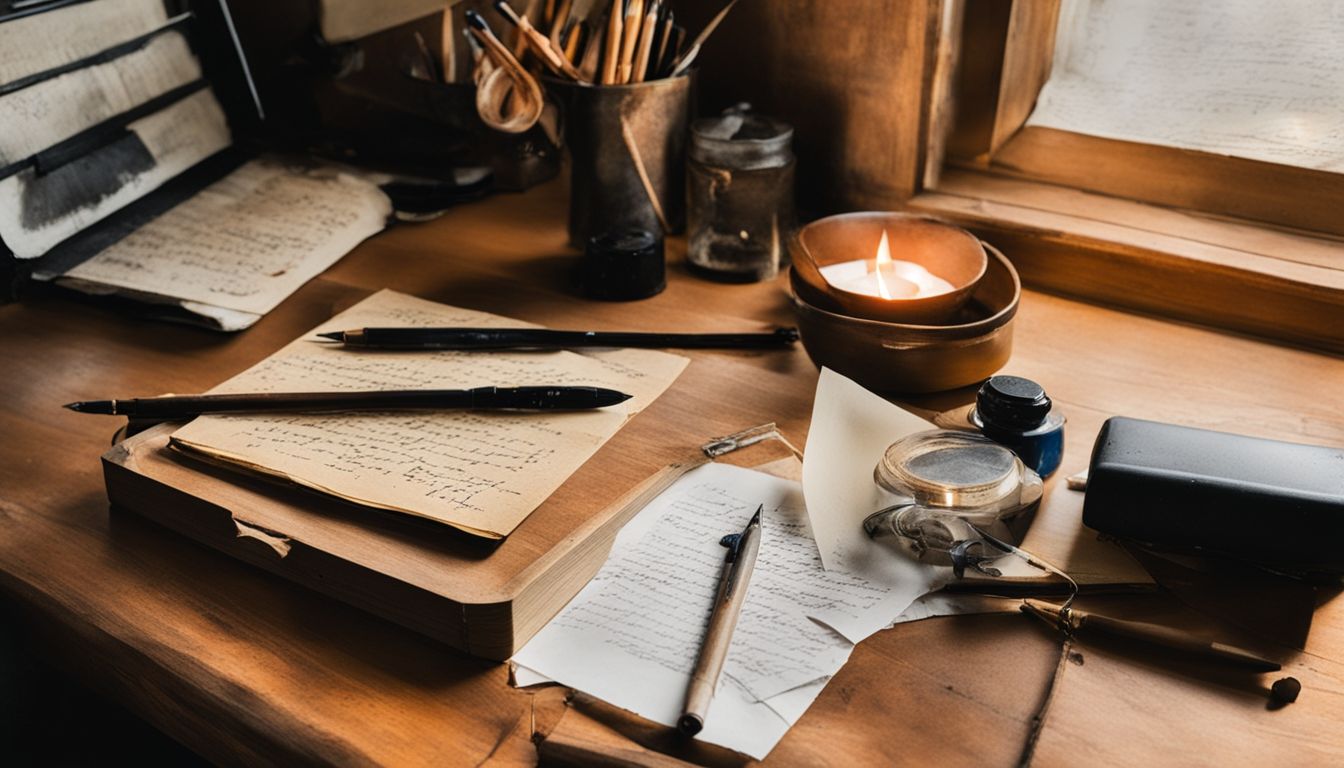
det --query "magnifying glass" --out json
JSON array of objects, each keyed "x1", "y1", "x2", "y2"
[{"x1": 863, "y1": 430, "x2": 1043, "y2": 567}]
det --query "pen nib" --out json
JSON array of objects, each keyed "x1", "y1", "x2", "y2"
[
  {"x1": 316, "y1": 331, "x2": 344, "y2": 341},
  {"x1": 63, "y1": 402, "x2": 85, "y2": 412}
]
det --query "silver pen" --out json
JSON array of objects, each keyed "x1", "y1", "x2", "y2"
[{"x1": 678, "y1": 505, "x2": 763, "y2": 735}]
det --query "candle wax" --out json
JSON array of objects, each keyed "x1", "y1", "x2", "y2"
[{"x1": 818, "y1": 259, "x2": 955, "y2": 299}]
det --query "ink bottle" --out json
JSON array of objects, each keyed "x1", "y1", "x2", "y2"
[{"x1": 969, "y1": 375, "x2": 1065, "y2": 478}]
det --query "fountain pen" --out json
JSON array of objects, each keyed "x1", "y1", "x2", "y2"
[
  {"x1": 63, "y1": 386, "x2": 632, "y2": 419},
  {"x1": 316, "y1": 326, "x2": 800, "y2": 350}
]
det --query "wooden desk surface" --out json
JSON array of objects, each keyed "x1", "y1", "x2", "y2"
[{"x1": 2, "y1": 180, "x2": 1342, "y2": 766}]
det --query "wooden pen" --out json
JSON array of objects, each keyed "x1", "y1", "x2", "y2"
[
  {"x1": 629, "y1": 0, "x2": 658, "y2": 83},
  {"x1": 548, "y1": 0, "x2": 574, "y2": 48},
  {"x1": 601, "y1": 0, "x2": 622, "y2": 84},
  {"x1": 679, "y1": 506, "x2": 762, "y2": 736},
  {"x1": 494, "y1": 0, "x2": 585, "y2": 81},
  {"x1": 616, "y1": 0, "x2": 643, "y2": 83},
  {"x1": 1021, "y1": 599, "x2": 1281, "y2": 672}
]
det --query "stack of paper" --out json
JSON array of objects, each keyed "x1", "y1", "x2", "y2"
[
  {"x1": 513, "y1": 460, "x2": 945, "y2": 759},
  {"x1": 169, "y1": 290, "x2": 688, "y2": 539}
]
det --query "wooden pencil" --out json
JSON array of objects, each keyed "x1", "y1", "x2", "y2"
[
  {"x1": 616, "y1": 0, "x2": 642, "y2": 83},
  {"x1": 630, "y1": 0, "x2": 658, "y2": 83},
  {"x1": 600, "y1": 0, "x2": 622, "y2": 84},
  {"x1": 563, "y1": 21, "x2": 582, "y2": 62},
  {"x1": 549, "y1": 0, "x2": 573, "y2": 47}
]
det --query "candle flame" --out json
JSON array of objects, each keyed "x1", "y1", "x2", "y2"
[{"x1": 873, "y1": 230, "x2": 893, "y2": 300}]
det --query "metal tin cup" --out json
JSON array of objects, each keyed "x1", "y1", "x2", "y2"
[{"x1": 547, "y1": 74, "x2": 694, "y2": 246}]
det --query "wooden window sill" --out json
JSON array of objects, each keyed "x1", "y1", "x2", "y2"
[{"x1": 904, "y1": 169, "x2": 1344, "y2": 354}]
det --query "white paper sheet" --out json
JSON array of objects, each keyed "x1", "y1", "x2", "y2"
[
  {"x1": 801, "y1": 369, "x2": 949, "y2": 617},
  {"x1": 0, "y1": 0, "x2": 169, "y2": 85},
  {"x1": 513, "y1": 463, "x2": 938, "y2": 759},
  {"x1": 1027, "y1": 0, "x2": 1344, "y2": 172}
]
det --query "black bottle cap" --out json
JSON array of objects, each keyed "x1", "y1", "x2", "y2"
[
  {"x1": 582, "y1": 228, "x2": 666, "y2": 301},
  {"x1": 976, "y1": 375, "x2": 1052, "y2": 432}
]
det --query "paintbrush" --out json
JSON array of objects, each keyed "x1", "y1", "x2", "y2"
[
  {"x1": 671, "y1": 0, "x2": 737, "y2": 76},
  {"x1": 493, "y1": 0, "x2": 586, "y2": 81}
]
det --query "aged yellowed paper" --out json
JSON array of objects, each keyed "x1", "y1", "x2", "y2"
[
  {"x1": 63, "y1": 159, "x2": 390, "y2": 317},
  {"x1": 170, "y1": 290, "x2": 688, "y2": 538}
]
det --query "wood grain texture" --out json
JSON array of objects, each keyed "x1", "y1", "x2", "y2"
[
  {"x1": 907, "y1": 170, "x2": 1344, "y2": 353},
  {"x1": 945, "y1": 0, "x2": 1059, "y2": 162},
  {"x1": 988, "y1": 126, "x2": 1344, "y2": 238},
  {"x1": 2, "y1": 177, "x2": 1344, "y2": 764},
  {"x1": 685, "y1": 0, "x2": 938, "y2": 212}
]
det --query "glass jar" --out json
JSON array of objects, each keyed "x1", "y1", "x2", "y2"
[{"x1": 686, "y1": 108, "x2": 795, "y2": 281}]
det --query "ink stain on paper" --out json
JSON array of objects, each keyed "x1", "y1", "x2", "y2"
[{"x1": 20, "y1": 133, "x2": 155, "y2": 229}]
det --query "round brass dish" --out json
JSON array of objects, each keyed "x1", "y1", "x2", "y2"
[{"x1": 789, "y1": 241, "x2": 1020, "y2": 394}]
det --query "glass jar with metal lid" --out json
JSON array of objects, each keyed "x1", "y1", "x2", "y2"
[{"x1": 686, "y1": 107, "x2": 795, "y2": 282}]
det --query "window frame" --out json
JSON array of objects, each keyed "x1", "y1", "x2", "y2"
[{"x1": 908, "y1": 0, "x2": 1344, "y2": 353}]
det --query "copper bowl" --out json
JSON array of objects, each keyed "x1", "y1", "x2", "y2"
[
  {"x1": 790, "y1": 242, "x2": 1020, "y2": 394},
  {"x1": 791, "y1": 212, "x2": 988, "y2": 325}
]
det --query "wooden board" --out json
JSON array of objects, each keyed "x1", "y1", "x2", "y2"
[
  {"x1": 98, "y1": 326, "x2": 821, "y2": 659},
  {"x1": 986, "y1": 126, "x2": 1344, "y2": 238},
  {"x1": 103, "y1": 424, "x2": 701, "y2": 659}
]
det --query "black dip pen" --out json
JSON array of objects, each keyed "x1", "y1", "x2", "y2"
[
  {"x1": 679, "y1": 505, "x2": 763, "y2": 736},
  {"x1": 317, "y1": 326, "x2": 800, "y2": 351},
  {"x1": 64, "y1": 386, "x2": 631, "y2": 419}
]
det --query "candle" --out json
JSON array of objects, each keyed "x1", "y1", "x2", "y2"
[{"x1": 817, "y1": 230, "x2": 955, "y2": 300}]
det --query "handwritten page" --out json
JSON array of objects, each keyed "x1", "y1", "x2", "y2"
[
  {"x1": 1028, "y1": 0, "x2": 1344, "y2": 171},
  {"x1": 512, "y1": 463, "x2": 940, "y2": 759},
  {"x1": 0, "y1": 0, "x2": 169, "y2": 85},
  {"x1": 64, "y1": 159, "x2": 392, "y2": 317},
  {"x1": 170, "y1": 290, "x2": 688, "y2": 538},
  {"x1": 0, "y1": 31, "x2": 202, "y2": 165},
  {"x1": 0, "y1": 87, "x2": 232, "y2": 260},
  {"x1": 802, "y1": 369, "x2": 949, "y2": 620}
]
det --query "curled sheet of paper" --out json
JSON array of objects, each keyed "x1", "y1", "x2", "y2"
[{"x1": 801, "y1": 369, "x2": 949, "y2": 620}]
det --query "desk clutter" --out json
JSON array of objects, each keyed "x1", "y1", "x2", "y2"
[
  {"x1": 0, "y1": 0, "x2": 490, "y2": 327},
  {"x1": 14, "y1": 1, "x2": 1343, "y2": 763}
]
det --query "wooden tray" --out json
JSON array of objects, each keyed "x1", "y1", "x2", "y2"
[{"x1": 100, "y1": 353, "x2": 816, "y2": 659}]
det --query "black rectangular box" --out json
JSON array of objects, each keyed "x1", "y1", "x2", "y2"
[{"x1": 1083, "y1": 417, "x2": 1344, "y2": 573}]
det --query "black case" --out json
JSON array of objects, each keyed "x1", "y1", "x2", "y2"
[{"x1": 1083, "y1": 417, "x2": 1344, "y2": 573}]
